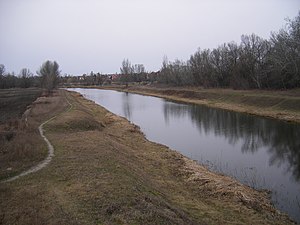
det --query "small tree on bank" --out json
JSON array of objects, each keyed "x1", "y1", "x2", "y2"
[
  {"x1": 120, "y1": 59, "x2": 132, "y2": 86},
  {"x1": 19, "y1": 68, "x2": 32, "y2": 88},
  {"x1": 38, "y1": 60, "x2": 60, "y2": 93}
]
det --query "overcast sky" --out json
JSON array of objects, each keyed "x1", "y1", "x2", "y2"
[{"x1": 0, "y1": 0, "x2": 299, "y2": 75}]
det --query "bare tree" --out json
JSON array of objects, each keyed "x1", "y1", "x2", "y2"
[
  {"x1": 120, "y1": 59, "x2": 133, "y2": 85},
  {"x1": 132, "y1": 64, "x2": 146, "y2": 82},
  {"x1": 210, "y1": 44, "x2": 231, "y2": 87},
  {"x1": 134, "y1": 64, "x2": 145, "y2": 74},
  {"x1": 189, "y1": 48, "x2": 214, "y2": 87},
  {"x1": 0, "y1": 64, "x2": 5, "y2": 76},
  {"x1": 120, "y1": 11, "x2": 300, "y2": 90},
  {"x1": 267, "y1": 12, "x2": 300, "y2": 89},
  {"x1": 239, "y1": 34, "x2": 270, "y2": 89},
  {"x1": 0, "y1": 64, "x2": 5, "y2": 88},
  {"x1": 120, "y1": 59, "x2": 133, "y2": 75},
  {"x1": 38, "y1": 60, "x2": 60, "y2": 93},
  {"x1": 159, "y1": 56, "x2": 172, "y2": 84},
  {"x1": 19, "y1": 68, "x2": 32, "y2": 88}
]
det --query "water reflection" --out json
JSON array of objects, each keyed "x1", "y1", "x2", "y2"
[
  {"x1": 163, "y1": 101, "x2": 300, "y2": 181},
  {"x1": 122, "y1": 92, "x2": 132, "y2": 120},
  {"x1": 68, "y1": 88, "x2": 300, "y2": 222}
]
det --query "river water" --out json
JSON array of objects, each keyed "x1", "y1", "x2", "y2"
[{"x1": 68, "y1": 88, "x2": 300, "y2": 223}]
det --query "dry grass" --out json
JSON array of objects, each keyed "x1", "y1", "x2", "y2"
[
  {"x1": 0, "y1": 90, "x2": 295, "y2": 224},
  {"x1": 0, "y1": 88, "x2": 43, "y2": 180},
  {"x1": 0, "y1": 89, "x2": 69, "y2": 181},
  {"x1": 0, "y1": 88, "x2": 42, "y2": 123}
]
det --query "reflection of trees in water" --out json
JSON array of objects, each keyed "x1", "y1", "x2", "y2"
[
  {"x1": 267, "y1": 125, "x2": 300, "y2": 180},
  {"x1": 163, "y1": 101, "x2": 300, "y2": 181},
  {"x1": 122, "y1": 92, "x2": 132, "y2": 120},
  {"x1": 163, "y1": 102, "x2": 189, "y2": 125}
]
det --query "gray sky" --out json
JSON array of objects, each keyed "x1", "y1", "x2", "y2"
[{"x1": 0, "y1": 0, "x2": 299, "y2": 75}]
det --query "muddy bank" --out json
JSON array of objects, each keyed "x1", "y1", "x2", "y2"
[
  {"x1": 0, "y1": 90, "x2": 295, "y2": 224},
  {"x1": 98, "y1": 85, "x2": 300, "y2": 123}
]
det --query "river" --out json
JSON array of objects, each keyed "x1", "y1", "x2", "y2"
[{"x1": 68, "y1": 88, "x2": 300, "y2": 223}]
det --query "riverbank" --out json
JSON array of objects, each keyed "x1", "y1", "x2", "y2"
[
  {"x1": 96, "y1": 85, "x2": 300, "y2": 123},
  {"x1": 0, "y1": 90, "x2": 294, "y2": 224}
]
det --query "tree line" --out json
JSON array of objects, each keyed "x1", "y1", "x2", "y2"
[
  {"x1": 60, "y1": 72, "x2": 112, "y2": 86},
  {"x1": 119, "y1": 59, "x2": 147, "y2": 85},
  {"x1": 120, "y1": 12, "x2": 300, "y2": 89},
  {"x1": 2, "y1": 12, "x2": 299, "y2": 90},
  {"x1": 0, "y1": 61, "x2": 60, "y2": 93}
]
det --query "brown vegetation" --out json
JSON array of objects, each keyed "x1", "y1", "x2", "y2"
[
  {"x1": 0, "y1": 90, "x2": 295, "y2": 224},
  {"x1": 0, "y1": 89, "x2": 68, "y2": 180},
  {"x1": 0, "y1": 88, "x2": 42, "y2": 123}
]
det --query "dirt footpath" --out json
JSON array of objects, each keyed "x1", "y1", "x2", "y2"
[{"x1": 0, "y1": 90, "x2": 294, "y2": 225}]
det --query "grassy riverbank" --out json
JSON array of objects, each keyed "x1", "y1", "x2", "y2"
[
  {"x1": 0, "y1": 89, "x2": 294, "y2": 224},
  {"x1": 97, "y1": 85, "x2": 300, "y2": 123}
]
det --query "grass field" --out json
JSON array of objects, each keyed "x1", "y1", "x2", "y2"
[
  {"x1": 0, "y1": 90, "x2": 294, "y2": 224},
  {"x1": 0, "y1": 88, "x2": 42, "y2": 123},
  {"x1": 0, "y1": 88, "x2": 68, "y2": 180}
]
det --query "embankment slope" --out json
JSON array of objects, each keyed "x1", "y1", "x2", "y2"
[{"x1": 0, "y1": 90, "x2": 294, "y2": 224}]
